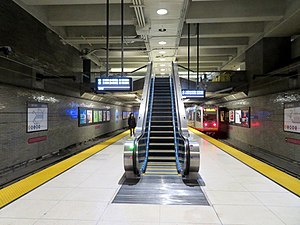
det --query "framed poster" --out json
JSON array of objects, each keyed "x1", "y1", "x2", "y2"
[
  {"x1": 122, "y1": 111, "x2": 127, "y2": 120},
  {"x1": 241, "y1": 108, "x2": 250, "y2": 128},
  {"x1": 98, "y1": 110, "x2": 103, "y2": 122},
  {"x1": 103, "y1": 110, "x2": 107, "y2": 122},
  {"x1": 107, "y1": 110, "x2": 111, "y2": 121},
  {"x1": 284, "y1": 102, "x2": 300, "y2": 133},
  {"x1": 27, "y1": 102, "x2": 48, "y2": 133},
  {"x1": 79, "y1": 108, "x2": 87, "y2": 126},
  {"x1": 235, "y1": 110, "x2": 242, "y2": 124},
  {"x1": 93, "y1": 109, "x2": 99, "y2": 123},
  {"x1": 229, "y1": 110, "x2": 235, "y2": 123},
  {"x1": 86, "y1": 109, "x2": 93, "y2": 124}
]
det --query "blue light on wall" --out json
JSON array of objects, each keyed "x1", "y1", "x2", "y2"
[{"x1": 66, "y1": 109, "x2": 78, "y2": 119}]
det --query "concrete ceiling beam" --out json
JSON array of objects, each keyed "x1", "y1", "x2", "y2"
[
  {"x1": 179, "y1": 37, "x2": 249, "y2": 48},
  {"x1": 177, "y1": 47, "x2": 237, "y2": 56},
  {"x1": 65, "y1": 25, "x2": 137, "y2": 37},
  {"x1": 176, "y1": 56, "x2": 229, "y2": 62},
  {"x1": 21, "y1": 0, "x2": 132, "y2": 5},
  {"x1": 186, "y1": 0, "x2": 285, "y2": 23},
  {"x1": 181, "y1": 22, "x2": 264, "y2": 37},
  {"x1": 48, "y1": 4, "x2": 135, "y2": 27}
]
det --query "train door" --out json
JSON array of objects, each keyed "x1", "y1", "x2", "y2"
[
  {"x1": 203, "y1": 107, "x2": 218, "y2": 134},
  {"x1": 195, "y1": 107, "x2": 203, "y2": 129},
  {"x1": 218, "y1": 107, "x2": 229, "y2": 138}
]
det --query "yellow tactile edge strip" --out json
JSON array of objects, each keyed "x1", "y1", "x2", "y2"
[
  {"x1": 189, "y1": 127, "x2": 300, "y2": 197},
  {"x1": 0, "y1": 130, "x2": 130, "y2": 208}
]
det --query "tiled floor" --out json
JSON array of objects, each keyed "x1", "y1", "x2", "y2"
[{"x1": 0, "y1": 133, "x2": 299, "y2": 225}]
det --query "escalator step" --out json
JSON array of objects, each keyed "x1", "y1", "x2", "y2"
[
  {"x1": 147, "y1": 161, "x2": 176, "y2": 166},
  {"x1": 148, "y1": 156, "x2": 176, "y2": 161}
]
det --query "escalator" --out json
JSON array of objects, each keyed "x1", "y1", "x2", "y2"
[
  {"x1": 124, "y1": 62, "x2": 200, "y2": 179},
  {"x1": 145, "y1": 77, "x2": 178, "y2": 175},
  {"x1": 118, "y1": 63, "x2": 208, "y2": 205}
]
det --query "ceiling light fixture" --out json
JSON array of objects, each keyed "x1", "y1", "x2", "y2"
[
  {"x1": 157, "y1": 8, "x2": 168, "y2": 15},
  {"x1": 158, "y1": 41, "x2": 166, "y2": 45},
  {"x1": 160, "y1": 64, "x2": 166, "y2": 67},
  {"x1": 159, "y1": 50, "x2": 166, "y2": 54},
  {"x1": 161, "y1": 68, "x2": 166, "y2": 71},
  {"x1": 160, "y1": 58, "x2": 166, "y2": 61}
]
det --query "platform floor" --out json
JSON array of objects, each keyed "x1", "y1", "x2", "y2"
[{"x1": 0, "y1": 132, "x2": 300, "y2": 225}]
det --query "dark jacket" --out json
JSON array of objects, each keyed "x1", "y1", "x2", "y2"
[{"x1": 128, "y1": 116, "x2": 136, "y2": 128}]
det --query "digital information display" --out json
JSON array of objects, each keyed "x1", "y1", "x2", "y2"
[
  {"x1": 96, "y1": 77, "x2": 132, "y2": 92},
  {"x1": 284, "y1": 102, "x2": 300, "y2": 133},
  {"x1": 182, "y1": 89, "x2": 205, "y2": 98},
  {"x1": 27, "y1": 102, "x2": 48, "y2": 133}
]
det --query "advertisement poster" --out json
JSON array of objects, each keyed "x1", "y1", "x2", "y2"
[
  {"x1": 93, "y1": 110, "x2": 99, "y2": 123},
  {"x1": 220, "y1": 110, "x2": 225, "y2": 122},
  {"x1": 107, "y1": 110, "x2": 111, "y2": 121},
  {"x1": 241, "y1": 108, "x2": 250, "y2": 127},
  {"x1": 284, "y1": 103, "x2": 300, "y2": 133},
  {"x1": 87, "y1": 109, "x2": 93, "y2": 124},
  {"x1": 235, "y1": 110, "x2": 242, "y2": 124},
  {"x1": 122, "y1": 111, "x2": 127, "y2": 120},
  {"x1": 229, "y1": 110, "x2": 235, "y2": 123},
  {"x1": 79, "y1": 108, "x2": 87, "y2": 125},
  {"x1": 27, "y1": 103, "x2": 48, "y2": 133},
  {"x1": 103, "y1": 110, "x2": 107, "y2": 122},
  {"x1": 98, "y1": 110, "x2": 103, "y2": 122}
]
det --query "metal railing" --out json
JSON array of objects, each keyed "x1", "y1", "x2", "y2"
[
  {"x1": 140, "y1": 77, "x2": 155, "y2": 173},
  {"x1": 169, "y1": 76, "x2": 183, "y2": 173}
]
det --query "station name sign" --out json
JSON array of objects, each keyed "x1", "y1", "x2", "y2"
[
  {"x1": 95, "y1": 77, "x2": 133, "y2": 92},
  {"x1": 182, "y1": 89, "x2": 205, "y2": 99}
]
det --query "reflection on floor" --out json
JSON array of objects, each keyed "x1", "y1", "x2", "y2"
[
  {"x1": 0, "y1": 133, "x2": 299, "y2": 225},
  {"x1": 113, "y1": 175, "x2": 209, "y2": 205}
]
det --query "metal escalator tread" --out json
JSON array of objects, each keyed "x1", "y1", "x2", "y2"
[
  {"x1": 148, "y1": 150, "x2": 175, "y2": 153},
  {"x1": 148, "y1": 156, "x2": 176, "y2": 161}
]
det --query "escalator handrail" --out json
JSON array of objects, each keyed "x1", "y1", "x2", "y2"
[
  {"x1": 135, "y1": 62, "x2": 153, "y2": 139},
  {"x1": 134, "y1": 62, "x2": 153, "y2": 174},
  {"x1": 171, "y1": 62, "x2": 191, "y2": 175},
  {"x1": 140, "y1": 77, "x2": 155, "y2": 173},
  {"x1": 169, "y1": 76, "x2": 182, "y2": 173},
  {"x1": 171, "y1": 62, "x2": 189, "y2": 139}
]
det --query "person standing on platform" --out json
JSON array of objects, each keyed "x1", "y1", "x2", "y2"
[{"x1": 128, "y1": 113, "x2": 136, "y2": 136}]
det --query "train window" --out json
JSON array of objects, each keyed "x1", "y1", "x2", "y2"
[
  {"x1": 196, "y1": 110, "x2": 201, "y2": 122},
  {"x1": 203, "y1": 112, "x2": 217, "y2": 122}
]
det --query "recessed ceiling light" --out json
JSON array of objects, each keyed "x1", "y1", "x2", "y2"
[
  {"x1": 160, "y1": 58, "x2": 166, "y2": 61},
  {"x1": 160, "y1": 64, "x2": 166, "y2": 67},
  {"x1": 158, "y1": 41, "x2": 166, "y2": 45},
  {"x1": 161, "y1": 68, "x2": 166, "y2": 71},
  {"x1": 157, "y1": 8, "x2": 168, "y2": 15},
  {"x1": 161, "y1": 73, "x2": 166, "y2": 75},
  {"x1": 159, "y1": 50, "x2": 166, "y2": 54}
]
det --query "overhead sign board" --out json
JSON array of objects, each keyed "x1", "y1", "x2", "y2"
[
  {"x1": 95, "y1": 77, "x2": 132, "y2": 92},
  {"x1": 182, "y1": 89, "x2": 205, "y2": 99}
]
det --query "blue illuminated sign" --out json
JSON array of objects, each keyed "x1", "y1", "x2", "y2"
[
  {"x1": 182, "y1": 89, "x2": 205, "y2": 99},
  {"x1": 95, "y1": 77, "x2": 132, "y2": 92}
]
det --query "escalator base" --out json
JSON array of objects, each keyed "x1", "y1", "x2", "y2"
[{"x1": 113, "y1": 175, "x2": 209, "y2": 205}]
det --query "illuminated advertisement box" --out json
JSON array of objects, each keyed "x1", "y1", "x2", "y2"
[
  {"x1": 182, "y1": 89, "x2": 205, "y2": 99},
  {"x1": 95, "y1": 77, "x2": 132, "y2": 92}
]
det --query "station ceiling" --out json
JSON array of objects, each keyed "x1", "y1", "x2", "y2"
[
  {"x1": 11, "y1": 0, "x2": 300, "y2": 105},
  {"x1": 12, "y1": 0, "x2": 300, "y2": 77}
]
